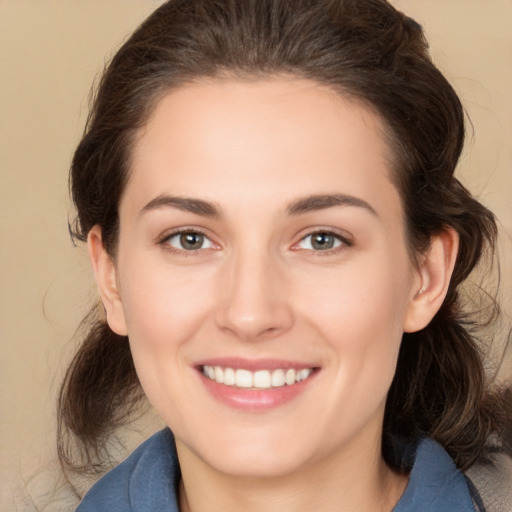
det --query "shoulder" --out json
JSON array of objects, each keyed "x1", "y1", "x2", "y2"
[
  {"x1": 76, "y1": 429, "x2": 180, "y2": 512},
  {"x1": 394, "y1": 438, "x2": 478, "y2": 512}
]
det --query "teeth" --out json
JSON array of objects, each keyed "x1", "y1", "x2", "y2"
[
  {"x1": 214, "y1": 366, "x2": 224, "y2": 384},
  {"x1": 271, "y1": 369, "x2": 285, "y2": 387},
  {"x1": 253, "y1": 370, "x2": 271, "y2": 389},
  {"x1": 224, "y1": 367, "x2": 235, "y2": 385},
  {"x1": 235, "y1": 369, "x2": 253, "y2": 388},
  {"x1": 297, "y1": 368, "x2": 311, "y2": 382},
  {"x1": 202, "y1": 366, "x2": 313, "y2": 389},
  {"x1": 285, "y1": 369, "x2": 295, "y2": 385}
]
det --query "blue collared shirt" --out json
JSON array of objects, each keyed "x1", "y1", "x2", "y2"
[{"x1": 77, "y1": 429, "x2": 478, "y2": 511}]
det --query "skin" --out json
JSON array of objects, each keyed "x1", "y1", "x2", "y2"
[{"x1": 89, "y1": 77, "x2": 458, "y2": 512}]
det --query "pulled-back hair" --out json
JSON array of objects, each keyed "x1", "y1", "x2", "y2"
[{"x1": 59, "y1": 0, "x2": 511, "y2": 475}]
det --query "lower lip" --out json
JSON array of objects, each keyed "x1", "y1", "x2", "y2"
[{"x1": 199, "y1": 371, "x2": 317, "y2": 411}]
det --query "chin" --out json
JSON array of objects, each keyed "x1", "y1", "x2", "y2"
[{"x1": 176, "y1": 424, "x2": 319, "y2": 479}]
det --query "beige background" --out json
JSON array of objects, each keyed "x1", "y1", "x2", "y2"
[{"x1": 0, "y1": 1, "x2": 511, "y2": 509}]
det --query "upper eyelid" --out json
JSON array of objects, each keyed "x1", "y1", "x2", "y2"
[
  {"x1": 295, "y1": 227, "x2": 353, "y2": 245},
  {"x1": 158, "y1": 226, "x2": 212, "y2": 243},
  {"x1": 288, "y1": 230, "x2": 353, "y2": 256},
  {"x1": 156, "y1": 226, "x2": 353, "y2": 250},
  {"x1": 158, "y1": 229, "x2": 218, "y2": 255},
  {"x1": 156, "y1": 228, "x2": 217, "y2": 253}
]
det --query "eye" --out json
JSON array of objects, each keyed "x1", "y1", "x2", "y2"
[
  {"x1": 296, "y1": 231, "x2": 346, "y2": 251},
  {"x1": 164, "y1": 231, "x2": 214, "y2": 251}
]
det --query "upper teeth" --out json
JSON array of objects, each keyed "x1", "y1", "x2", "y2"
[{"x1": 202, "y1": 366, "x2": 313, "y2": 389}]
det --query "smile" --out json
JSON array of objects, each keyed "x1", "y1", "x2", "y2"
[{"x1": 201, "y1": 365, "x2": 314, "y2": 389}]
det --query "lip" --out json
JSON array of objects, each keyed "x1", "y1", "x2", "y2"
[{"x1": 195, "y1": 358, "x2": 320, "y2": 411}]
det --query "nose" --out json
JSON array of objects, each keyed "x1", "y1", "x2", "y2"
[{"x1": 215, "y1": 249, "x2": 294, "y2": 342}]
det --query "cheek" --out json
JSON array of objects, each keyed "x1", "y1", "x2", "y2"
[
  {"x1": 310, "y1": 273, "x2": 410, "y2": 440},
  {"x1": 295, "y1": 250, "x2": 413, "y2": 397},
  {"x1": 298, "y1": 251, "x2": 412, "y2": 340},
  {"x1": 119, "y1": 255, "x2": 215, "y2": 343},
  {"x1": 115, "y1": 254, "x2": 218, "y2": 401},
  {"x1": 117, "y1": 269, "x2": 219, "y2": 432}
]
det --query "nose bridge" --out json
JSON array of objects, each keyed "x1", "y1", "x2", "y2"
[{"x1": 216, "y1": 242, "x2": 293, "y2": 341}]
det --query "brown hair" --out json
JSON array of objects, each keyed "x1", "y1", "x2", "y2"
[{"x1": 59, "y1": 0, "x2": 511, "y2": 475}]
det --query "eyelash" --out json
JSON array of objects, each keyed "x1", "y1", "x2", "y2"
[
  {"x1": 158, "y1": 228, "x2": 216, "y2": 254},
  {"x1": 293, "y1": 229, "x2": 352, "y2": 255},
  {"x1": 158, "y1": 228, "x2": 352, "y2": 256}
]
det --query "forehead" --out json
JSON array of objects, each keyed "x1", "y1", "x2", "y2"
[{"x1": 124, "y1": 77, "x2": 401, "y2": 220}]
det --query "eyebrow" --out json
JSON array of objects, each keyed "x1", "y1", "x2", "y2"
[
  {"x1": 286, "y1": 194, "x2": 378, "y2": 217},
  {"x1": 140, "y1": 193, "x2": 378, "y2": 219},
  {"x1": 140, "y1": 195, "x2": 222, "y2": 218}
]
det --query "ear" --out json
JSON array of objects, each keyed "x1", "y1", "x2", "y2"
[
  {"x1": 403, "y1": 228, "x2": 459, "y2": 333},
  {"x1": 87, "y1": 225, "x2": 128, "y2": 336}
]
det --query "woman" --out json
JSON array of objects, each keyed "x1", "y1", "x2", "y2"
[{"x1": 58, "y1": 0, "x2": 511, "y2": 510}]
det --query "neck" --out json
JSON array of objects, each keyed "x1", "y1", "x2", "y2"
[{"x1": 176, "y1": 435, "x2": 408, "y2": 512}]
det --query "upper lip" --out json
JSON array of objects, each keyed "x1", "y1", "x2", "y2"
[{"x1": 194, "y1": 357, "x2": 319, "y2": 372}]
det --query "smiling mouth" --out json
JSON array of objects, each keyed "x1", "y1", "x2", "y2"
[{"x1": 201, "y1": 365, "x2": 316, "y2": 390}]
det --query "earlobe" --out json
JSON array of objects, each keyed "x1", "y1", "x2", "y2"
[
  {"x1": 87, "y1": 226, "x2": 128, "y2": 336},
  {"x1": 403, "y1": 229, "x2": 459, "y2": 333}
]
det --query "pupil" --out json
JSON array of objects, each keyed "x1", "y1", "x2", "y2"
[
  {"x1": 312, "y1": 233, "x2": 334, "y2": 250},
  {"x1": 181, "y1": 232, "x2": 203, "y2": 250}
]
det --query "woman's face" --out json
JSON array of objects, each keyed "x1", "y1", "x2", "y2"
[{"x1": 104, "y1": 78, "x2": 425, "y2": 477}]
